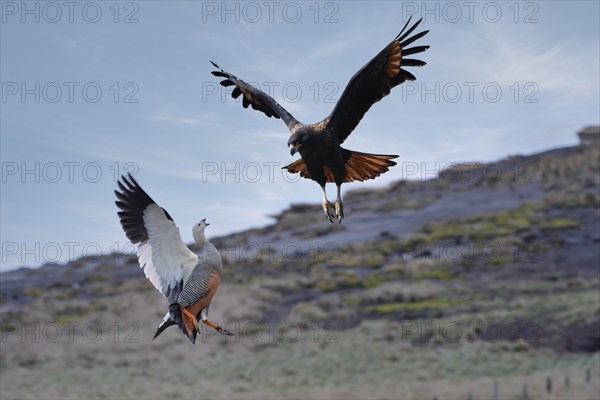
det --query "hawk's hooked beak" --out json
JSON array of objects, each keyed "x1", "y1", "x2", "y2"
[{"x1": 289, "y1": 143, "x2": 298, "y2": 156}]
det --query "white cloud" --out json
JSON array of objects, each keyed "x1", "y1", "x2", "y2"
[{"x1": 151, "y1": 113, "x2": 224, "y2": 127}]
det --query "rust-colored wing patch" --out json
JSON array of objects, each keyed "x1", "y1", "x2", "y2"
[
  {"x1": 344, "y1": 151, "x2": 398, "y2": 183},
  {"x1": 284, "y1": 158, "x2": 312, "y2": 180},
  {"x1": 284, "y1": 159, "x2": 335, "y2": 183},
  {"x1": 385, "y1": 41, "x2": 402, "y2": 78}
]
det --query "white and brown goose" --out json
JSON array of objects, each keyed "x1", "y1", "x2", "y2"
[{"x1": 114, "y1": 173, "x2": 232, "y2": 343}]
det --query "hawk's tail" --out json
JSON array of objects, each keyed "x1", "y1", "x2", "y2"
[
  {"x1": 283, "y1": 158, "x2": 312, "y2": 179},
  {"x1": 283, "y1": 151, "x2": 398, "y2": 183}
]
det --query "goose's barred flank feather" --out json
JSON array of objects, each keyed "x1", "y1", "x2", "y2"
[{"x1": 177, "y1": 263, "x2": 219, "y2": 307}]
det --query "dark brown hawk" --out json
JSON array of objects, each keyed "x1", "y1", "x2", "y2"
[{"x1": 211, "y1": 17, "x2": 429, "y2": 223}]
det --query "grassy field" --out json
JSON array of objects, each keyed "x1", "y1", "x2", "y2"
[{"x1": 1, "y1": 313, "x2": 598, "y2": 399}]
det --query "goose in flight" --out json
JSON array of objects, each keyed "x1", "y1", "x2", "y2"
[
  {"x1": 114, "y1": 174, "x2": 232, "y2": 343},
  {"x1": 211, "y1": 17, "x2": 429, "y2": 223}
]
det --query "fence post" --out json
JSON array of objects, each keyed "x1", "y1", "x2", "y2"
[
  {"x1": 522, "y1": 383, "x2": 528, "y2": 400},
  {"x1": 546, "y1": 376, "x2": 552, "y2": 394},
  {"x1": 493, "y1": 380, "x2": 499, "y2": 400}
]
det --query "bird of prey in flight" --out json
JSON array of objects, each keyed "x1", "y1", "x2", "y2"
[
  {"x1": 114, "y1": 174, "x2": 232, "y2": 343},
  {"x1": 211, "y1": 17, "x2": 429, "y2": 223}
]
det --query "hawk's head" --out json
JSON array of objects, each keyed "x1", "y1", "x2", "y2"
[{"x1": 287, "y1": 129, "x2": 311, "y2": 156}]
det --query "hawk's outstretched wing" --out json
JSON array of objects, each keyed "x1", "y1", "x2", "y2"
[
  {"x1": 325, "y1": 17, "x2": 429, "y2": 144},
  {"x1": 210, "y1": 61, "x2": 300, "y2": 131},
  {"x1": 115, "y1": 174, "x2": 198, "y2": 300}
]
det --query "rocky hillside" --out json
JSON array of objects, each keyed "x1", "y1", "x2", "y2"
[{"x1": 1, "y1": 136, "x2": 599, "y2": 399}]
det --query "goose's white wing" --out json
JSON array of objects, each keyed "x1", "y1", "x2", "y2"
[{"x1": 115, "y1": 174, "x2": 198, "y2": 299}]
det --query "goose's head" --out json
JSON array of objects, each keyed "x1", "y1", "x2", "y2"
[{"x1": 192, "y1": 218, "x2": 210, "y2": 244}]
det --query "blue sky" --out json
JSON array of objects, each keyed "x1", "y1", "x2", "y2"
[{"x1": 1, "y1": 1, "x2": 599, "y2": 272}]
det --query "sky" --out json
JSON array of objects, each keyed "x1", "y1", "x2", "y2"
[{"x1": 1, "y1": 1, "x2": 599, "y2": 272}]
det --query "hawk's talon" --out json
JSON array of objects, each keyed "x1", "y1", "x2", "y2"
[
  {"x1": 335, "y1": 200, "x2": 344, "y2": 224},
  {"x1": 322, "y1": 201, "x2": 335, "y2": 223}
]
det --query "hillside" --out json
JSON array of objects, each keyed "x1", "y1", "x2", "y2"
[{"x1": 1, "y1": 138, "x2": 599, "y2": 399}]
